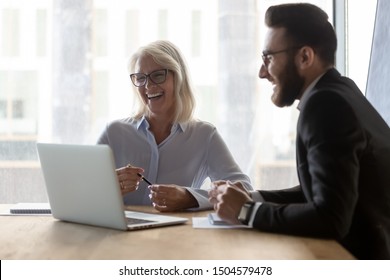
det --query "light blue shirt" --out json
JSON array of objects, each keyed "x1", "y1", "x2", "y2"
[{"x1": 97, "y1": 116, "x2": 252, "y2": 209}]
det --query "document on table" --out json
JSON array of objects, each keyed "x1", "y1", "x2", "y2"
[{"x1": 192, "y1": 214, "x2": 249, "y2": 229}]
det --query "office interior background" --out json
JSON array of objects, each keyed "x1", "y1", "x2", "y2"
[{"x1": 0, "y1": 0, "x2": 377, "y2": 203}]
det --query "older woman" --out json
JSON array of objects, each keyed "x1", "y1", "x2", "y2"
[{"x1": 97, "y1": 40, "x2": 252, "y2": 212}]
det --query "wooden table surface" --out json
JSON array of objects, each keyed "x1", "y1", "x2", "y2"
[{"x1": 0, "y1": 204, "x2": 355, "y2": 260}]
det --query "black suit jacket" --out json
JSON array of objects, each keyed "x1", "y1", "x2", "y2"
[{"x1": 255, "y1": 68, "x2": 390, "y2": 259}]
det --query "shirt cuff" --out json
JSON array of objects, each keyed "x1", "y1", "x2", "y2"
[
  {"x1": 250, "y1": 191, "x2": 265, "y2": 202},
  {"x1": 184, "y1": 187, "x2": 213, "y2": 211}
]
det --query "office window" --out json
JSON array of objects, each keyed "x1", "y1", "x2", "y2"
[
  {"x1": 194, "y1": 85, "x2": 217, "y2": 124},
  {"x1": 1, "y1": 0, "x2": 378, "y2": 203},
  {"x1": 93, "y1": 9, "x2": 108, "y2": 57},
  {"x1": 36, "y1": 9, "x2": 47, "y2": 57},
  {"x1": 345, "y1": 0, "x2": 377, "y2": 92},
  {"x1": 1, "y1": 9, "x2": 20, "y2": 56},
  {"x1": 125, "y1": 10, "x2": 139, "y2": 55},
  {"x1": 12, "y1": 100, "x2": 24, "y2": 119},
  {"x1": 158, "y1": 9, "x2": 168, "y2": 39},
  {"x1": 92, "y1": 70, "x2": 109, "y2": 125},
  {"x1": 0, "y1": 100, "x2": 6, "y2": 118},
  {"x1": 0, "y1": 71, "x2": 38, "y2": 135},
  {"x1": 191, "y1": 10, "x2": 201, "y2": 57}
]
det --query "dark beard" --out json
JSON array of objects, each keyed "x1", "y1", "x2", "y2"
[{"x1": 271, "y1": 56, "x2": 304, "y2": 107}]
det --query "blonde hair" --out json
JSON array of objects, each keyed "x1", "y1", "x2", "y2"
[{"x1": 128, "y1": 40, "x2": 196, "y2": 123}]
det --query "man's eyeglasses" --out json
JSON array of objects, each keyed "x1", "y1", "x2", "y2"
[
  {"x1": 261, "y1": 46, "x2": 303, "y2": 67},
  {"x1": 130, "y1": 69, "x2": 169, "y2": 87}
]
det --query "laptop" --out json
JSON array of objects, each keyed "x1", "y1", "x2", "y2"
[{"x1": 36, "y1": 143, "x2": 188, "y2": 230}]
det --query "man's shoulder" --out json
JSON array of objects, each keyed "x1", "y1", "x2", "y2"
[{"x1": 316, "y1": 68, "x2": 362, "y2": 95}]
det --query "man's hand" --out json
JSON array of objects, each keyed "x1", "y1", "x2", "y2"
[{"x1": 209, "y1": 181, "x2": 252, "y2": 224}]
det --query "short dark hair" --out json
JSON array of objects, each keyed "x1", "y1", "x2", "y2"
[{"x1": 265, "y1": 3, "x2": 337, "y2": 65}]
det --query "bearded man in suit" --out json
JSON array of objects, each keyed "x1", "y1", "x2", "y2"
[{"x1": 209, "y1": 3, "x2": 390, "y2": 260}]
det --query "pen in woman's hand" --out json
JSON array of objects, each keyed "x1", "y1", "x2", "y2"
[
  {"x1": 137, "y1": 173, "x2": 152, "y2": 185},
  {"x1": 126, "y1": 164, "x2": 152, "y2": 185}
]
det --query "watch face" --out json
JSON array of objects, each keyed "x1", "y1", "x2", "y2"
[
  {"x1": 238, "y1": 202, "x2": 252, "y2": 224},
  {"x1": 239, "y1": 207, "x2": 247, "y2": 220}
]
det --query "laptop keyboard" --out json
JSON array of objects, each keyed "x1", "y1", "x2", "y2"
[{"x1": 126, "y1": 217, "x2": 155, "y2": 225}]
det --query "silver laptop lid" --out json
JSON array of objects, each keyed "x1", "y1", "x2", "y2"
[
  {"x1": 37, "y1": 143, "x2": 128, "y2": 230},
  {"x1": 37, "y1": 143, "x2": 187, "y2": 231}
]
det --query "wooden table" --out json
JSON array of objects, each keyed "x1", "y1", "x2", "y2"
[{"x1": 0, "y1": 205, "x2": 355, "y2": 259}]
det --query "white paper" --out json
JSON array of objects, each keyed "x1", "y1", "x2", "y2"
[{"x1": 192, "y1": 217, "x2": 249, "y2": 229}]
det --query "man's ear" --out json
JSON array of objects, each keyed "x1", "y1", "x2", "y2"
[{"x1": 297, "y1": 46, "x2": 315, "y2": 69}]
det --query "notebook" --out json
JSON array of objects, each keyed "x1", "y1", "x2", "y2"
[
  {"x1": 36, "y1": 143, "x2": 188, "y2": 230},
  {"x1": 9, "y1": 203, "x2": 51, "y2": 215}
]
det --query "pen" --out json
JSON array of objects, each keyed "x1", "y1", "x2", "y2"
[
  {"x1": 126, "y1": 164, "x2": 153, "y2": 185},
  {"x1": 137, "y1": 173, "x2": 152, "y2": 185}
]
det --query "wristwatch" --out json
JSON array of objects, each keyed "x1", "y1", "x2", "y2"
[{"x1": 238, "y1": 202, "x2": 255, "y2": 225}]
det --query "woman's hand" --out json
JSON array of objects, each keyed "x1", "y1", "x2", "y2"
[
  {"x1": 148, "y1": 184, "x2": 198, "y2": 212},
  {"x1": 116, "y1": 165, "x2": 144, "y2": 195}
]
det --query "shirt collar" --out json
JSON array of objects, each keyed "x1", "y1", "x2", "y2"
[
  {"x1": 177, "y1": 122, "x2": 187, "y2": 132},
  {"x1": 136, "y1": 115, "x2": 187, "y2": 132},
  {"x1": 297, "y1": 72, "x2": 326, "y2": 111},
  {"x1": 136, "y1": 116, "x2": 149, "y2": 130}
]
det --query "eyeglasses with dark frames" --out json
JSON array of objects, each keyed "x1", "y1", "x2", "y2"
[
  {"x1": 261, "y1": 46, "x2": 303, "y2": 67},
  {"x1": 130, "y1": 69, "x2": 169, "y2": 87}
]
